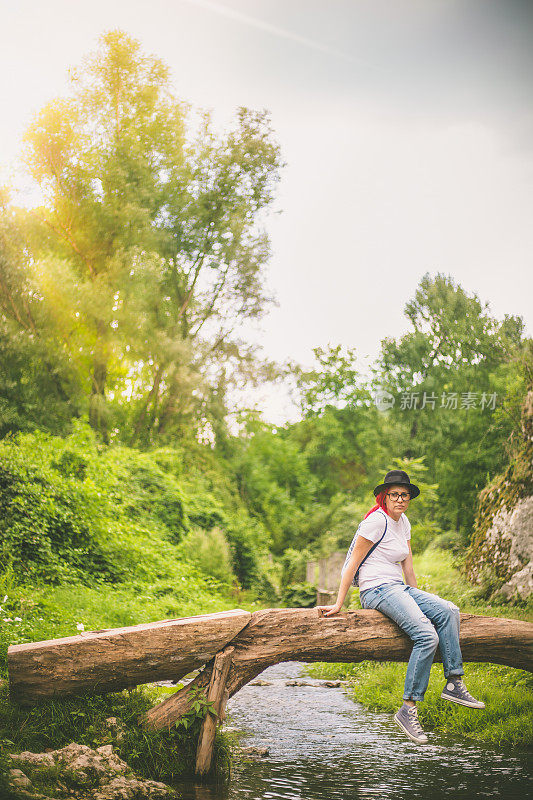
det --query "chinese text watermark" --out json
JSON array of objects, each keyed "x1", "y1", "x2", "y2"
[{"x1": 373, "y1": 390, "x2": 498, "y2": 412}]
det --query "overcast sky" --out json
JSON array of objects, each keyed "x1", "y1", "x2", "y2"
[{"x1": 1, "y1": 0, "x2": 532, "y2": 420}]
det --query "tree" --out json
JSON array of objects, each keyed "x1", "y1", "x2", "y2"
[
  {"x1": 287, "y1": 344, "x2": 387, "y2": 501},
  {"x1": 233, "y1": 428, "x2": 317, "y2": 554},
  {"x1": 230, "y1": 346, "x2": 388, "y2": 554},
  {"x1": 0, "y1": 191, "x2": 83, "y2": 435},
  {"x1": 20, "y1": 30, "x2": 282, "y2": 440},
  {"x1": 375, "y1": 273, "x2": 525, "y2": 535},
  {"x1": 292, "y1": 344, "x2": 363, "y2": 417},
  {"x1": 379, "y1": 273, "x2": 522, "y2": 388}
]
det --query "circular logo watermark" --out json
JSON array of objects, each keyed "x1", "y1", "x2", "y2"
[{"x1": 373, "y1": 390, "x2": 395, "y2": 412}]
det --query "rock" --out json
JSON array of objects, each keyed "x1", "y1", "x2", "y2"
[
  {"x1": 55, "y1": 743, "x2": 119, "y2": 787},
  {"x1": 240, "y1": 746, "x2": 270, "y2": 758},
  {"x1": 105, "y1": 716, "x2": 126, "y2": 744},
  {"x1": 11, "y1": 751, "x2": 55, "y2": 769},
  {"x1": 249, "y1": 679, "x2": 272, "y2": 686},
  {"x1": 93, "y1": 775, "x2": 172, "y2": 799},
  {"x1": 465, "y1": 389, "x2": 533, "y2": 599},
  {"x1": 9, "y1": 743, "x2": 177, "y2": 799},
  {"x1": 469, "y1": 495, "x2": 533, "y2": 599},
  {"x1": 97, "y1": 744, "x2": 115, "y2": 757},
  {"x1": 500, "y1": 562, "x2": 533, "y2": 601},
  {"x1": 9, "y1": 792, "x2": 57, "y2": 800},
  {"x1": 285, "y1": 679, "x2": 327, "y2": 687},
  {"x1": 8, "y1": 767, "x2": 32, "y2": 789},
  {"x1": 285, "y1": 678, "x2": 342, "y2": 688}
]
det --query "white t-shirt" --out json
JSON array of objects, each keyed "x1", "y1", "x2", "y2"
[{"x1": 355, "y1": 510, "x2": 411, "y2": 591}]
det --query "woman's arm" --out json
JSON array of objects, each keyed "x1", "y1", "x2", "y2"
[
  {"x1": 317, "y1": 535, "x2": 374, "y2": 616},
  {"x1": 401, "y1": 541, "x2": 418, "y2": 587}
]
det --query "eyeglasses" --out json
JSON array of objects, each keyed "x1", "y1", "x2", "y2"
[{"x1": 387, "y1": 491, "x2": 411, "y2": 501}]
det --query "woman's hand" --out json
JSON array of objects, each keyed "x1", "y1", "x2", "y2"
[{"x1": 317, "y1": 603, "x2": 342, "y2": 617}]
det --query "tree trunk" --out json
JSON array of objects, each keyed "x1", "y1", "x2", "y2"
[
  {"x1": 89, "y1": 357, "x2": 108, "y2": 438},
  {"x1": 132, "y1": 364, "x2": 165, "y2": 444},
  {"x1": 157, "y1": 380, "x2": 180, "y2": 436},
  {"x1": 7, "y1": 610, "x2": 251, "y2": 705}
]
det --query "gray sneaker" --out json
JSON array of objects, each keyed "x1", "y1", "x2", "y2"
[
  {"x1": 441, "y1": 677, "x2": 485, "y2": 709},
  {"x1": 394, "y1": 704, "x2": 428, "y2": 744}
]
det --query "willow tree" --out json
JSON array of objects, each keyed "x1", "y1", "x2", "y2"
[{"x1": 22, "y1": 30, "x2": 282, "y2": 440}]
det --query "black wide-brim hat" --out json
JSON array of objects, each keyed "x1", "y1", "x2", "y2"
[{"x1": 373, "y1": 469, "x2": 420, "y2": 499}]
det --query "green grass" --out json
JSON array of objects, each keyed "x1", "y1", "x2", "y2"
[
  {"x1": 413, "y1": 547, "x2": 533, "y2": 620},
  {"x1": 0, "y1": 565, "x2": 263, "y2": 788},
  {"x1": 2, "y1": 538, "x2": 532, "y2": 795},
  {"x1": 307, "y1": 546, "x2": 533, "y2": 747},
  {"x1": 0, "y1": 425, "x2": 277, "y2": 792},
  {"x1": 1, "y1": 568, "x2": 259, "y2": 650}
]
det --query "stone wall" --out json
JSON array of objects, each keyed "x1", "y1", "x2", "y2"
[{"x1": 306, "y1": 551, "x2": 346, "y2": 593}]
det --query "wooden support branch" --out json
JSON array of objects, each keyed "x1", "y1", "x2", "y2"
[
  {"x1": 195, "y1": 647, "x2": 234, "y2": 777},
  {"x1": 141, "y1": 663, "x2": 215, "y2": 731},
  {"x1": 142, "y1": 607, "x2": 533, "y2": 731}
]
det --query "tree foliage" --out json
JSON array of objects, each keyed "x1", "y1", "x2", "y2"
[
  {"x1": 293, "y1": 344, "x2": 362, "y2": 417},
  {"x1": 376, "y1": 273, "x2": 527, "y2": 535},
  {"x1": 4, "y1": 30, "x2": 282, "y2": 442},
  {"x1": 0, "y1": 191, "x2": 83, "y2": 436},
  {"x1": 0, "y1": 31, "x2": 530, "y2": 586}
]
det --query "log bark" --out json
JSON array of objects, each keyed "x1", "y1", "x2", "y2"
[
  {"x1": 8, "y1": 606, "x2": 532, "y2": 717},
  {"x1": 195, "y1": 647, "x2": 233, "y2": 776},
  {"x1": 8, "y1": 610, "x2": 251, "y2": 704},
  {"x1": 142, "y1": 607, "x2": 533, "y2": 731}
]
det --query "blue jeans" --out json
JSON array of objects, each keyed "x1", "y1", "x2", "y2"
[{"x1": 360, "y1": 582, "x2": 464, "y2": 701}]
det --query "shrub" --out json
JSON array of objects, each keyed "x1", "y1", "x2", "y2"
[
  {"x1": 409, "y1": 520, "x2": 441, "y2": 555},
  {"x1": 222, "y1": 512, "x2": 263, "y2": 589},
  {"x1": 280, "y1": 547, "x2": 311, "y2": 586},
  {"x1": 0, "y1": 422, "x2": 275, "y2": 594},
  {"x1": 430, "y1": 530, "x2": 463, "y2": 553},
  {"x1": 0, "y1": 435, "x2": 125, "y2": 584},
  {"x1": 282, "y1": 582, "x2": 317, "y2": 608},
  {"x1": 96, "y1": 449, "x2": 188, "y2": 537},
  {"x1": 184, "y1": 492, "x2": 227, "y2": 531},
  {"x1": 178, "y1": 528, "x2": 234, "y2": 584}
]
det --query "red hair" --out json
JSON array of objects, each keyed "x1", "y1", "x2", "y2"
[{"x1": 364, "y1": 490, "x2": 390, "y2": 519}]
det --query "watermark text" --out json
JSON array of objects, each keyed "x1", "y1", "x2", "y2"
[{"x1": 373, "y1": 390, "x2": 498, "y2": 412}]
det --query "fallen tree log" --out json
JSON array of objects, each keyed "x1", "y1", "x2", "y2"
[
  {"x1": 142, "y1": 607, "x2": 533, "y2": 731},
  {"x1": 8, "y1": 610, "x2": 251, "y2": 704},
  {"x1": 8, "y1": 606, "x2": 532, "y2": 718}
]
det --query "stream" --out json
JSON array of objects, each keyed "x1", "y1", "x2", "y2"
[{"x1": 174, "y1": 661, "x2": 532, "y2": 800}]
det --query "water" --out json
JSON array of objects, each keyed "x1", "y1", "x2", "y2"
[{"x1": 174, "y1": 661, "x2": 533, "y2": 800}]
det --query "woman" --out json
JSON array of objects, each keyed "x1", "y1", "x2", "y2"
[{"x1": 317, "y1": 469, "x2": 485, "y2": 744}]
